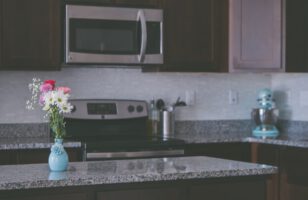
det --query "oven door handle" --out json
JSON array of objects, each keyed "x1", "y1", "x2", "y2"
[
  {"x1": 86, "y1": 150, "x2": 184, "y2": 160},
  {"x1": 137, "y1": 10, "x2": 147, "y2": 63}
]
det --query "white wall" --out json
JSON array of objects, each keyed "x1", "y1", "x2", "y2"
[
  {"x1": 0, "y1": 67, "x2": 271, "y2": 123},
  {"x1": 272, "y1": 73, "x2": 308, "y2": 121}
]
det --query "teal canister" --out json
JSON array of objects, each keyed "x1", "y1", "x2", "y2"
[{"x1": 48, "y1": 139, "x2": 69, "y2": 172}]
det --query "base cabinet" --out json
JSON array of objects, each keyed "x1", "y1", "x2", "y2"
[
  {"x1": 97, "y1": 187, "x2": 185, "y2": 200},
  {"x1": 252, "y1": 144, "x2": 308, "y2": 200},
  {"x1": 189, "y1": 179, "x2": 265, "y2": 200},
  {"x1": 3, "y1": 193, "x2": 89, "y2": 200},
  {"x1": 0, "y1": 148, "x2": 82, "y2": 165},
  {"x1": 251, "y1": 143, "x2": 280, "y2": 200},
  {"x1": 280, "y1": 147, "x2": 308, "y2": 200},
  {"x1": 0, "y1": 178, "x2": 268, "y2": 200}
]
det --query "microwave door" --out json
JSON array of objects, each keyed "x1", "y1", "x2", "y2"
[{"x1": 65, "y1": 5, "x2": 163, "y2": 64}]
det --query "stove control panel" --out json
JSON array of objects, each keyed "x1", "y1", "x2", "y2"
[{"x1": 64, "y1": 99, "x2": 148, "y2": 120}]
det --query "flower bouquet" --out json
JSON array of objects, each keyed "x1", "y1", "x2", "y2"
[{"x1": 27, "y1": 78, "x2": 73, "y2": 171}]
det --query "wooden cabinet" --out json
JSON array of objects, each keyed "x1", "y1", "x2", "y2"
[
  {"x1": 0, "y1": 178, "x2": 268, "y2": 200},
  {"x1": 3, "y1": 193, "x2": 89, "y2": 200},
  {"x1": 0, "y1": 0, "x2": 61, "y2": 70},
  {"x1": 0, "y1": 148, "x2": 82, "y2": 165},
  {"x1": 189, "y1": 178, "x2": 266, "y2": 200},
  {"x1": 229, "y1": 0, "x2": 284, "y2": 72},
  {"x1": 185, "y1": 143, "x2": 251, "y2": 162},
  {"x1": 280, "y1": 147, "x2": 308, "y2": 200},
  {"x1": 285, "y1": 0, "x2": 308, "y2": 72},
  {"x1": 251, "y1": 144, "x2": 308, "y2": 200},
  {"x1": 0, "y1": 151, "x2": 17, "y2": 165},
  {"x1": 160, "y1": 0, "x2": 228, "y2": 72},
  {"x1": 113, "y1": 0, "x2": 161, "y2": 7},
  {"x1": 97, "y1": 187, "x2": 185, "y2": 200},
  {"x1": 17, "y1": 148, "x2": 82, "y2": 164},
  {"x1": 0, "y1": 0, "x2": 2, "y2": 67},
  {"x1": 251, "y1": 143, "x2": 280, "y2": 200}
]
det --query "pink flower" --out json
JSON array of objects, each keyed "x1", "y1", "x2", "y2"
[
  {"x1": 57, "y1": 87, "x2": 71, "y2": 94},
  {"x1": 40, "y1": 83, "x2": 53, "y2": 93},
  {"x1": 43, "y1": 80, "x2": 56, "y2": 89}
]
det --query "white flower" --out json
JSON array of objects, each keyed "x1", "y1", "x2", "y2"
[
  {"x1": 43, "y1": 91, "x2": 55, "y2": 106},
  {"x1": 53, "y1": 90, "x2": 69, "y2": 107},
  {"x1": 59, "y1": 102, "x2": 73, "y2": 114}
]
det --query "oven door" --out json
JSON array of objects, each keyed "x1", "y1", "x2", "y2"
[
  {"x1": 65, "y1": 5, "x2": 163, "y2": 64},
  {"x1": 86, "y1": 149, "x2": 185, "y2": 161}
]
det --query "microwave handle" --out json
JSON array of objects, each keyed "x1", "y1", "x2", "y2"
[{"x1": 137, "y1": 10, "x2": 147, "y2": 63}]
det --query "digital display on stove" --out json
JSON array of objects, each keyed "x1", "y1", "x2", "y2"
[{"x1": 87, "y1": 103, "x2": 117, "y2": 115}]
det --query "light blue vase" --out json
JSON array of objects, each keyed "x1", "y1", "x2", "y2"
[{"x1": 48, "y1": 139, "x2": 68, "y2": 172}]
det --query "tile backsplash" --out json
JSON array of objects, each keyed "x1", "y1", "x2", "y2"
[
  {"x1": 0, "y1": 67, "x2": 270, "y2": 123},
  {"x1": 272, "y1": 74, "x2": 308, "y2": 121}
]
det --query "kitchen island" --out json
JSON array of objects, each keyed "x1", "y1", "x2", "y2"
[{"x1": 0, "y1": 156, "x2": 276, "y2": 200}]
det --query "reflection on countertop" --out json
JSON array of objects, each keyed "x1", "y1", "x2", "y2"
[{"x1": 0, "y1": 156, "x2": 277, "y2": 190}]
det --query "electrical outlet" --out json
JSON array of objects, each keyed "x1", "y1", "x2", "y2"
[{"x1": 228, "y1": 90, "x2": 238, "y2": 105}]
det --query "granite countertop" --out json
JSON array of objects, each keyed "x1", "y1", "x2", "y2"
[
  {"x1": 0, "y1": 137, "x2": 81, "y2": 150},
  {"x1": 178, "y1": 134, "x2": 308, "y2": 148},
  {"x1": 2, "y1": 134, "x2": 308, "y2": 150},
  {"x1": 0, "y1": 156, "x2": 277, "y2": 190}
]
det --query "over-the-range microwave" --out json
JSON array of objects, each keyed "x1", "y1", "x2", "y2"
[{"x1": 65, "y1": 4, "x2": 163, "y2": 65}]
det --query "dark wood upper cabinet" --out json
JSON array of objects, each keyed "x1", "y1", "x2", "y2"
[
  {"x1": 160, "y1": 0, "x2": 228, "y2": 72},
  {"x1": 113, "y1": 0, "x2": 161, "y2": 7},
  {"x1": 1, "y1": 0, "x2": 61, "y2": 70},
  {"x1": 0, "y1": 0, "x2": 2, "y2": 67},
  {"x1": 285, "y1": 0, "x2": 308, "y2": 72}
]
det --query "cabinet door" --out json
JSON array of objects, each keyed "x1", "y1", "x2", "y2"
[
  {"x1": 280, "y1": 147, "x2": 308, "y2": 200},
  {"x1": 0, "y1": 151, "x2": 18, "y2": 165},
  {"x1": 2, "y1": 193, "x2": 89, "y2": 200},
  {"x1": 189, "y1": 179, "x2": 266, "y2": 200},
  {"x1": 114, "y1": 0, "x2": 161, "y2": 7},
  {"x1": 0, "y1": 0, "x2": 2, "y2": 66},
  {"x1": 251, "y1": 143, "x2": 280, "y2": 200},
  {"x1": 229, "y1": 0, "x2": 284, "y2": 72},
  {"x1": 1, "y1": 0, "x2": 61, "y2": 70},
  {"x1": 161, "y1": 0, "x2": 228, "y2": 72},
  {"x1": 97, "y1": 187, "x2": 185, "y2": 200},
  {"x1": 285, "y1": 0, "x2": 308, "y2": 72}
]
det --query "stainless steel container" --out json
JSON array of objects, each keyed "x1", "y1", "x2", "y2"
[{"x1": 159, "y1": 110, "x2": 175, "y2": 138}]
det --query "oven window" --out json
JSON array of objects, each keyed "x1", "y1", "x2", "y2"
[{"x1": 70, "y1": 19, "x2": 139, "y2": 54}]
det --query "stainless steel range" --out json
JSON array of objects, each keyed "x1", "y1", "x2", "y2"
[{"x1": 64, "y1": 99, "x2": 185, "y2": 161}]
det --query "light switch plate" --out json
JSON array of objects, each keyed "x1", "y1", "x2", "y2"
[{"x1": 229, "y1": 90, "x2": 238, "y2": 105}]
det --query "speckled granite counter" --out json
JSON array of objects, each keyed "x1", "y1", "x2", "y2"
[
  {"x1": 176, "y1": 134, "x2": 308, "y2": 148},
  {"x1": 0, "y1": 137, "x2": 81, "y2": 150},
  {"x1": 0, "y1": 156, "x2": 277, "y2": 190},
  {"x1": 2, "y1": 134, "x2": 308, "y2": 150}
]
